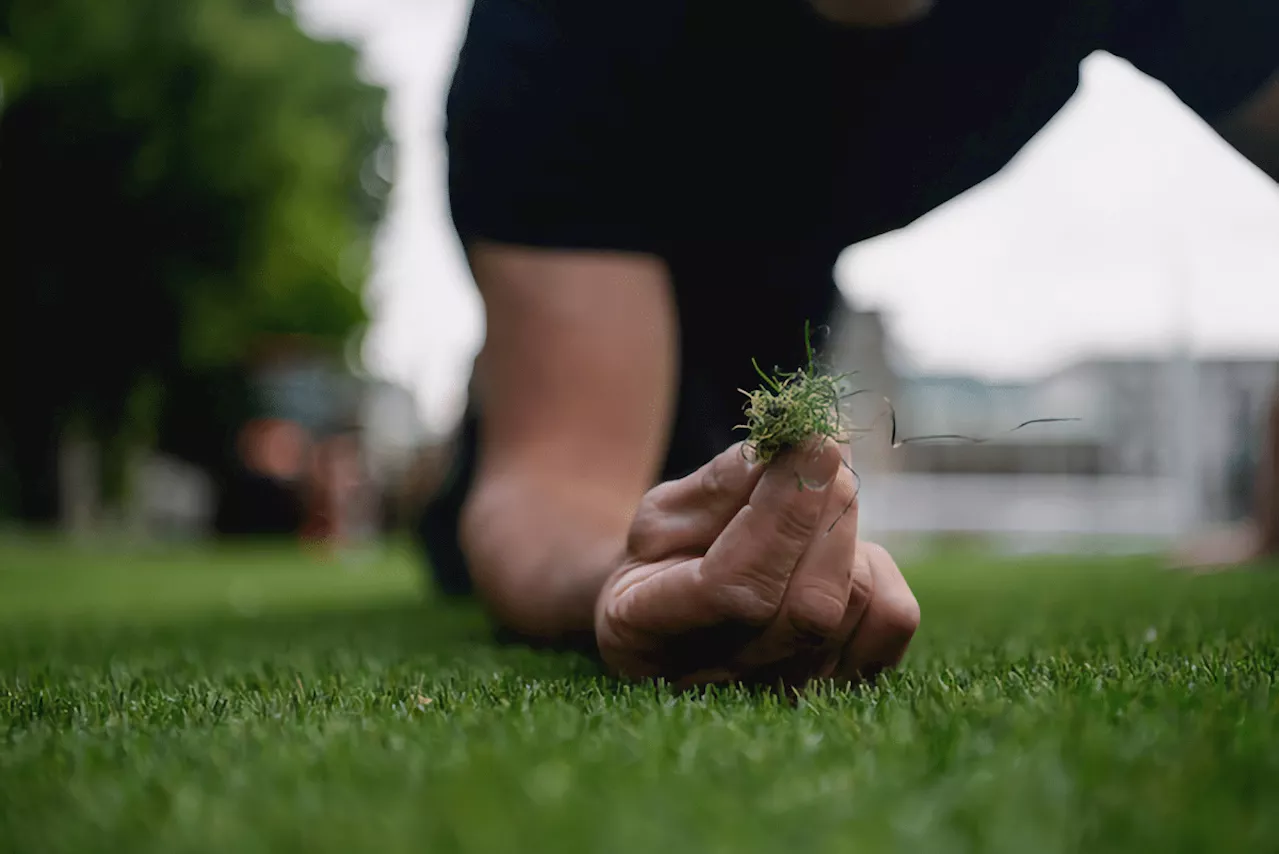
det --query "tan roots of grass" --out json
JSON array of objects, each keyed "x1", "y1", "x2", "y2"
[{"x1": 736, "y1": 321, "x2": 854, "y2": 467}]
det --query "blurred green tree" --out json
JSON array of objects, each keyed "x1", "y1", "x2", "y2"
[{"x1": 0, "y1": 0, "x2": 390, "y2": 522}]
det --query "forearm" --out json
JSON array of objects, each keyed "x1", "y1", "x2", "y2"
[
  {"x1": 459, "y1": 475, "x2": 632, "y2": 641},
  {"x1": 453, "y1": 242, "x2": 677, "y2": 640}
]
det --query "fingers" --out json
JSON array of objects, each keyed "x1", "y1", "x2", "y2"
[
  {"x1": 604, "y1": 440, "x2": 834, "y2": 660},
  {"x1": 698, "y1": 439, "x2": 843, "y2": 625},
  {"x1": 737, "y1": 459, "x2": 867, "y2": 669},
  {"x1": 603, "y1": 439, "x2": 878, "y2": 684},
  {"x1": 596, "y1": 554, "x2": 722, "y2": 678},
  {"x1": 834, "y1": 541, "x2": 920, "y2": 683},
  {"x1": 626, "y1": 442, "x2": 764, "y2": 560},
  {"x1": 778, "y1": 463, "x2": 865, "y2": 648}
]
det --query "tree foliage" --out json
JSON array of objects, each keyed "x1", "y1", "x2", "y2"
[{"x1": 0, "y1": 0, "x2": 390, "y2": 518}]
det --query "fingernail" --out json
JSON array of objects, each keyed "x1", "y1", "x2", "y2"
[{"x1": 794, "y1": 440, "x2": 839, "y2": 489}]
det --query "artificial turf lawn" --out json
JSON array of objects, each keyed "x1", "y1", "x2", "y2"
[{"x1": 0, "y1": 536, "x2": 1275, "y2": 854}]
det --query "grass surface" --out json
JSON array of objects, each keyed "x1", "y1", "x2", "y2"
[{"x1": 0, "y1": 536, "x2": 1276, "y2": 853}]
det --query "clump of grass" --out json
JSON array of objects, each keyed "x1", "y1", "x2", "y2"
[{"x1": 737, "y1": 321, "x2": 852, "y2": 466}]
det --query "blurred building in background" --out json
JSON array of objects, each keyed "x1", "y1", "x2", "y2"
[
  {"x1": 827, "y1": 302, "x2": 1276, "y2": 552},
  {"x1": 1032, "y1": 356, "x2": 1276, "y2": 521}
]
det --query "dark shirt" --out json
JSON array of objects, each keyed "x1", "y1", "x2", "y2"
[{"x1": 443, "y1": 0, "x2": 1274, "y2": 481}]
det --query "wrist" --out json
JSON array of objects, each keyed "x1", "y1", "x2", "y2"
[{"x1": 460, "y1": 485, "x2": 627, "y2": 640}]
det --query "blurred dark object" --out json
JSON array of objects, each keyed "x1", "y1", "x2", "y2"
[
  {"x1": 0, "y1": 0, "x2": 390, "y2": 529},
  {"x1": 215, "y1": 469, "x2": 306, "y2": 536},
  {"x1": 214, "y1": 417, "x2": 308, "y2": 536},
  {"x1": 1225, "y1": 393, "x2": 1260, "y2": 521},
  {"x1": 391, "y1": 441, "x2": 458, "y2": 532},
  {"x1": 215, "y1": 336, "x2": 371, "y2": 542},
  {"x1": 414, "y1": 409, "x2": 477, "y2": 597}
]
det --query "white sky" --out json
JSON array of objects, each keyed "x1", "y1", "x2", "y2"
[{"x1": 296, "y1": 0, "x2": 1278, "y2": 436}]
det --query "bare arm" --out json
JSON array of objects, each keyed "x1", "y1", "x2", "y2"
[
  {"x1": 1212, "y1": 74, "x2": 1278, "y2": 181},
  {"x1": 458, "y1": 242, "x2": 678, "y2": 640}
]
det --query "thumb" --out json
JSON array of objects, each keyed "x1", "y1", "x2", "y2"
[{"x1": 630, "y1": 441, "x2": 766, "y2": 556}]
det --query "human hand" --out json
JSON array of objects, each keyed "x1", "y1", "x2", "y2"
[{"x1": 594, "y1": 439, "x2": 919, "y2": 690}]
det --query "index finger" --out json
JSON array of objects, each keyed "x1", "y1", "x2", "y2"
[{"x1": 696, "y1": 439, "x2": 843, "y2": 625}]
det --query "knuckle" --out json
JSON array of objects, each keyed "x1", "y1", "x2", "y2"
[
  {"x1": 883, "y1": 590, "x2": 922, "y2": 644},
  {"x1": 625, "y1": 488, "x2": 672, "y2": 558},
  {"x1": 849, "y1": 557, "x2": 875, "y2": 612},
  {"x1": 862, "y1": 540, "x2": 920, "y2": 643},
  {"x1": 832, "y1": 467, "x2": 860, "y2": 509},
  {"x1": 699, "y1": 455, "x2": 732, "y2": 501},
  {"x1": 625, "y1": 514, "x2": 661, "y2": 559},
  {"x1": 639, "y1": 481, "x2": 677, "y2": 515},
  {"x1": 786, "y1": 589, "x2": 846, "y2": 643},
  {"x1": 772, "y1": 498, "x2": 820, "y2": 549},
  {"x1": 712, "y1": 575, "x2": 785, "y2": 625},
  {"x1": 859, "y1": 539, "x2": 893, "y2": 567},
  {"x1": 599, "y1": 591, "x2": 630, "y2": 640},
  {"x1": 602, "y1": 591, "x2": 643, "y2": 647}
]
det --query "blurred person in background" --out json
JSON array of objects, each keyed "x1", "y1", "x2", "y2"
[
  {"x1": 417, "y1": 0, "x2": 1278, "y2": 687},
  {"x1": 301, "y1": 429, "x2": 372, "y2": 550},
  {"x1": 217, "y1": 337, "x2": 374, "y2": 550},
  {"x1": 216, "y1": 417, "x2": 310, "y2": 536}
]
